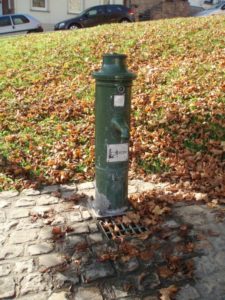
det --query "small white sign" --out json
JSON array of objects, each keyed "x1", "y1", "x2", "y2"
[
  {"x1": 107, "y1": 143, "x2": 128, "y2": 162},
  {"x1": 114, "y1": 95, "x2": 125, "y2": 107}
]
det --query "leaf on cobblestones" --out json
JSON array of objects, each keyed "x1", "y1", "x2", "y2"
[
  {"x1": 183, "y1": 259, "x2": 194, "y2": 278},
  {"x1": 158, "y1": 266, "x2": 174, "y2": 278},
  {"x1": 122, "y1": 215, "x2": 132, "y2": 225},
  {"x1": 65, "y1": 226, "x2": 74, "y2": 233},
  {"x1": 126, "y1": 211, "x2": 140, "y2": 223},
  {"x1": 52, "y1": 226, "x2": 63, "y2": 235},
  {"x1": 119, "y1": 241, "x2": 140, "y2": 257},
  {"x1": 139, "y1": 250, "x2": 154, "y2": 261},
  {"x1": 160, "y1": 285, "x2": 178, "y2": 300},
  {"x1": 75, "y1": 242, "x2": 88, "y2": 252},
  {"x1": 138, "y1": 231, "x2": 151, "y2": 240},
  {"x1": 63, "y1": 193, "x2": 86, "y2": 202},
  {"x1": 99, "y1": 252, "x2": 118, "y2": 262}
]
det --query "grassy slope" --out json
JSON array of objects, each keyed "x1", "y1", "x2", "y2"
[{"x1": 0, "y1": 16, "x2": 224, "y2": 194}]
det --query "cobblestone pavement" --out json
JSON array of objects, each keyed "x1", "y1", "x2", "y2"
[{"x1": 0, "y1": 180, "x2": 225, "y2": 300}]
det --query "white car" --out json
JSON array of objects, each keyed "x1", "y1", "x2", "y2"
[
  {"x1": 0, "y1": 14, "x2": 43, "y2": 35},
  {"x1": 194, "y1": 2, "x2": 225, "y2": 16}
]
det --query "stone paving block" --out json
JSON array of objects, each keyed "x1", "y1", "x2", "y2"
[
  {"x1": 17, "y1": 218, "x2": 44, "y2": 230},
  {"x1": 39, "y1": 253, "x2": 65, "y2": 268},
  {"x1": 176, "y1": 284, "x2": 200, "y2": 300},
  {"x1": 20, "y1": 189, "x2": 41, "y2": 196},
  {"x1": 194, "y1": 255, "x2": 217, "y2": 277},
  {"x1": 61, "y1": 190, "x2": 78, "y2": 199},
  {"x1": 0, "y1": 190, "x2": 19, "y2": 199},
  {"x1": 112, "y1": 285, "x2": 128, "y2": 299},
  {"x1": 117, "y1": 297, "x2": 140, "y2": 300},
  {"x1": 9, "y1": 208, "x2": 29, "y2": 219},
  {"x1": 215, "y1": 250, "x2": 225, "y2": 266},
  {"x1": 30, "y1": 206, "x2": 54, "y2": 215},
  {"x1": 15, "y1": 259, "x2": 35, "y2": 274},
  {"x1": 54, "y1": 202, "x2": 75, "y2": 213},
  {"x1": 70, "y1": 223, "x2": 89, "y2": 234},
  {"x1": 16, "y1": 292, "x2": 50, "y2": 300},
  {"x1": 53, "y1": 272, "x2": 79, "y2": 289},
  {"x1": 195, "y1": 271, "x2": 225, "y2": 299},
  {"x1": 0, "y1": 245, "x2": 24, "y2": 259},
  {"x1": 20, "y1": 273, "x2": 52, "y2": 295},
  {"x1": 0, "y1": 263, "x2": 11, "y2": 277},
  {"x1": 41, "y1": 185, "x2": 59, "y2": 194},
  {"x1": 0, "y1": 200, "x2": 10, "y2": 208},
  {"x1": 137, "y1": 182, "x2": 156, "y2": 193},
  {"x1": 195, "y1": 240, "x2": 214, "y2": 255},
  {"x1": 51, "y1": 215, "x2": 65, "y2": 226},
  {"x1": 0, "y1": 234, "x2": 6, "y2": 245},
  {"x1": 36, "y1": 195, "x2": 59, "y2": 206},
  {"x1": 89, "y1": 223, "x2": 99, "y2": 233},
  {"x1": 65, "y1": 211, "x2": 83, "y2": 223},
  {"x1": 75, "y1": 286, "x2": 103, "y2": 300},
  {"x1": 77, "y1": 182, "x2": 94, "y2": 190},
  {"x1": 0, "y1": 276, "x2": 15, "y2": 298},
  {"x1": 65, "y1": 235, "x2": 86, "y2": 249},
  {"x1": 207, "y1": 236, "x2": 225, "y2": 252},
  {"x1": 0, "y1": 211, "x2": 6, "y2": 223},
  {"x1": 39, "y1": 227, "x2": 53, "y2": 240},
  {"x1": 4, "y1": 220, "x2": 19, "y2": 231},
  {"x1": 82, "y1": 261, "x2": 115, "y2": 283},
  {"x1": 80, "y1": 208, "x2": 92, "y2": 220},
  {"x1": 60, "y1": 183, "x2": 77, "y2": 192},
  {"x1": 15, "y1": 198, "x2": 36, "y2": 207},
  {"x1": 48, "y1": 291, "x2": 70, "y2": 300},
  {"x1": 88, "y1": 233, "x2": 104, "y2": 245},
  {"x1": 128, "y1": 184, "x2": 138, "y2": 194},
  {"x1": 27, "y1": 242, "x2": 54, "y2": 256},
  {"x1": 129, "y1": 179, "x2": 143, "y2": 186},
  {"x1": 9, "y1": 229, "x2": 38, "y2": 244},
  {"x1": 162, "y1": 219, "x2": 179, "y2": 229}
]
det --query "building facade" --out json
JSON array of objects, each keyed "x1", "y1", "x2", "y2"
[{"x1": 11, "y1": 0, "x2": 123, "y2": 29}]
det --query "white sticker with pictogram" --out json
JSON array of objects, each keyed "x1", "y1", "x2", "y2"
[
  {"x1": 107, "y1": 143, "x2": 128, "y2": 162},
  {"x1": 114, "y1": 95, "x2": 125, "y2": 107}
]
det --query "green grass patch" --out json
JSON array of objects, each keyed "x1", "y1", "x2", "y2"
[{"x1": 0, "y1": 16, "x2": 224, "y2": 190}]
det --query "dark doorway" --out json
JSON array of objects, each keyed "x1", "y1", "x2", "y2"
[{"x1": 2, "y1": 0, "x2": 14, "y2": 15}]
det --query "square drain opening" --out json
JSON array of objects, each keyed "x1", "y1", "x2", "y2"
[{"x1": 98, "y1": 217, "x2": 148, "y2": 240}]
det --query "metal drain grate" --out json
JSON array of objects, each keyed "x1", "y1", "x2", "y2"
[{"x1": 98, "y1": 217, "x2": 148, "y2": 240}]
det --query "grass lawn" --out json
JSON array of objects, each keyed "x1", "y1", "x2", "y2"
[{"x1": 0, "y1": 16, "x2": 224, "y2": 196}]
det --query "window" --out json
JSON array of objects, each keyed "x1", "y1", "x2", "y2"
[
  {"x1": 0, "y1": 16, "x2": 11, "y2": 27},
  {"x1": 31, "y1": 0, "x2": 48, "y2": 11},
  {"x1": 107, "y1": 6, "x2": 123, "y2": 13},
  {"x1": 86, "y1": 7, "x2": 105, "y2": 17},
  {"x1": 12, "y1": 15, "x2": 30, "y2": 25}
]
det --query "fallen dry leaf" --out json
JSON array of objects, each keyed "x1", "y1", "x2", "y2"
[{"x1": 160, "y1": 285, "x2": 178, "y2": 300}]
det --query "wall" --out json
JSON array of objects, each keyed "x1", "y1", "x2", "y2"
[{"x1": 130, "y1": 0, "x2": 191, "y2": 20}]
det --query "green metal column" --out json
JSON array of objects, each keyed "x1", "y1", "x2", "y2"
[{"x1": 92, "y1": 54, "x2": 136, "y2": 216}]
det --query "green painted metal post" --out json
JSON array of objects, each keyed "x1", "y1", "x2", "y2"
[{"x1": 92, "y1": 53, "x2": 136, "y2": 216}]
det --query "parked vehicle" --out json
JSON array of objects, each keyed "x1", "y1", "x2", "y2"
[
  {"x1": 54, "y1": 5, "x2": 135, "y2": 31},
  {"x1": 0, "y1": 14, "x2": 43, "y2": 35},
  {"x1": 194, "y1": 2, "x2": 225, "y2": 16}
]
